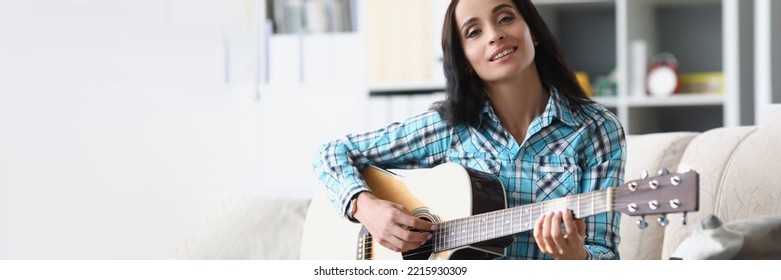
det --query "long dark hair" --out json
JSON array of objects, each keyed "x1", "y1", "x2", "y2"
[{"x1": 433, "y1": 0, "x2": 589, "y2": 127}]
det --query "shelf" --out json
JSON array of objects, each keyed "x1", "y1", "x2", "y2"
[
  {"x1": 533, "y1": 0, "x2": 616, "y2": 6},
  {"x1": 627, "y1": 93, "x2": 724, "y2": 107},
  {"x1": 648, "y1": 0, "x2": 720, "y2": 6}
]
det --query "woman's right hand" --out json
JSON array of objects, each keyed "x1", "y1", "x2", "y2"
[{"x1": 353, "y1": 192, "x2": 437, "y2": 252}]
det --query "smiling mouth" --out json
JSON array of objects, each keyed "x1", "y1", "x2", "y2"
[{"x1": 490, "y1": 47, "x2": 517, "y2": 62}]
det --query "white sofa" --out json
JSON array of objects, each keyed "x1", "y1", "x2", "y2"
[
  {"x1": 176, "y1": 106, "x2": 781, "y2": 260},
  {"x1": 619, "y1": 105, "x2": 781, "y2": 259}
]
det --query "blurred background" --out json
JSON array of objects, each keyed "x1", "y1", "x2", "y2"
[{"x1": 0, "y1": 0, "x2": 779, "y2": 259}]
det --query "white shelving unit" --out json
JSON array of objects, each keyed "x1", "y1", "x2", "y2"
[
  {"x1": 258, "y1": 0, "x2": 765, "y2": 134},
  {"x1": 754, "y1": 0, "x2": 781, "y2": 124}
]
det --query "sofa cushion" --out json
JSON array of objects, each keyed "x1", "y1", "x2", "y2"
[{"x1": 619, "y1": 132, "x2": 698, "y2": 259}]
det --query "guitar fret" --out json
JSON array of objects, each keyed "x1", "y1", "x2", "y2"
[
  {"x1": 504, "y1": 208, "x2": 508, "y2": 238},
  {"x1": 474, "y1": 215, "x2": 479, "y2": 244},
  {"x1": 445, "y1": 221, "x2": 449, "y2": 251},
  {"x1": 577, "y1": 196, "x2": 581, "y2": 217},
  {"x1": 455, "y1": 218, "x2": 460, "y2": 248},
  {"x1": 483, "y1": 214, "x2": 496, "y2": 239},
  {"x1": 454, "y1": 219, "x2": 458, "y2": 247},
  {"x1": 492, "y1": 212, "x2": 496, "y2": 240},
  {"x1": 486, "y1": 213, "x2": 492, "y2": 240},
  {"x1": 467, "y1": 215, "x2": 471, "y2": 247},
  {"x1": 467, "y1": 216, "x2": 471, "y2": 246},
  {"x1": 453, "y1": 219, "x2": 457, "y2": 249},
  {"x1": 465, "y1": 216, "x2": 469, "y2": 247},
  {"x1": 483, "y1": 214, "x2": 488, "y2": 241},
  {"x1": 458, "y1": 218, "x2": 463, "y2": 248},
  {"x1": 478, "y1": 215, "x2": 482, "y2": 242},
  {"x1": 461, "y1": 216, "x2": 467, "y2": 248},
  {"x1": 483, "y1": 215, "x2": 492, "y2": 239},
  {"x1": 465, "y1": 216, "x2": 470, "y2": 247},
  {"x1": 476, "y1": 215, "x2": 480, "y2": 244},
  {"x1": 445, "y1": 223, "x2": 449, "y2": 250}
]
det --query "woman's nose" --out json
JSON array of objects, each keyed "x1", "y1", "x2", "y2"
[{"x1": 489, "y1": 29, "x2": 505, "y2": 45}]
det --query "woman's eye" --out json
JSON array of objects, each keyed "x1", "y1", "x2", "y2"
[
  {"x1": 466, "y1": 28, "x2": 481, "y2": 38},
  {"x1": 499, "y1": 15, "x2": 514, "y2": 23}
]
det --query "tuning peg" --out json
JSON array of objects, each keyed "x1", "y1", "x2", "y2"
[
  {"x1": 649, "y1": 180, "x2": 659, "y2": 189},
  {"x1": 648, "y1": 200, "x2": 659, "y2": 209},
  {"x1": 641, "y1": 170, "x2": 649, "y2": 180},
  {"x1": 657, "y1": 215, "x2": 669, "y2": 227},
  {"x1": 682, "y1": 212, "x2": 688, "y2": 225},
  {"x1": 678, "y1": 164, "x2": 694, "y2": 173},
  {"x1": 669, "y1": 199, "x2": 681, "y2": 208},
  {"x1": 636, "y1": 215, "x2": 649, "y2": 229},
  {"x1": 657, "y1": 168, "x2": 670, "y2": 176}
]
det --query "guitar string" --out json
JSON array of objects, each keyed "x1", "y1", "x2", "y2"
[
  {"x1": 362, "y1": 203, "x2": 656, "y2": 254},
  {"x1": 362, "y1": 195, "x2": 636, "y2": 253},
  {"x1": 363, "y1": 201, "x2": 647, "y2": 255},
  {"x1": 434, "y1": 199, "x2": 609, "y2": 252},
  {"x1": 362, "y1": 186, "x2": 683, "y2": 254},
  {"x1": 363, "y1": 191, "x2": 615, "y2": 253}
]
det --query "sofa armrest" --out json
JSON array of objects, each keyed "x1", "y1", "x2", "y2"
[{"x1": 662, "y1": 105, "x2": 781, "y2": 259}]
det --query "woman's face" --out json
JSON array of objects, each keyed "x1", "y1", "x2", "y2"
[{"x1": 454, "y1": 0, "x2": 536, "y2": 83}]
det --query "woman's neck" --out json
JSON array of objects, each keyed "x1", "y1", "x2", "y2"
[{"x1": 484, "y1": 69, "x2": 549, "y2": 144}]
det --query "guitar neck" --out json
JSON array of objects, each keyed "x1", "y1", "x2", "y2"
[{"x1": 432, "y1": 189, "x2": 613, "y2": 252}]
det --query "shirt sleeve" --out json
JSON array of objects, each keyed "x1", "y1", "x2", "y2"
[
  {"x1": 312, "y1": 110, "x2": 453, "y2": 221},
  {"x1": 580, "y1": 111, "x2": 626, "y2": 260}
]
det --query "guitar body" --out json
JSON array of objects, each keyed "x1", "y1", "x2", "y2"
[{"x1": 300, "y1": 163, "x2": 513, "y2": 260}]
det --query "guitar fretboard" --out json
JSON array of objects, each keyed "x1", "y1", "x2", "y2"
[{"x1": 432, "y1": 189, "x2": 612, "y2": 252}]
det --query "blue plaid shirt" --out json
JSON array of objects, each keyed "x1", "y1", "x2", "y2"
[{"x1": 313, "y1": 87, "x2": 625, "y2": 260}]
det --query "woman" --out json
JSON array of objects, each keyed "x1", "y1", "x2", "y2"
[{"x1": 313, "y1": 0, "x2": 625, "y2": 260}]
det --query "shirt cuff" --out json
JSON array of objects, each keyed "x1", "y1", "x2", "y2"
[
  {"x1": 343, "y1": 187, "x2": 371, "y2": 223},
  {"x1": 584, "y1": 245, "x2": 616, "y2": 260}
]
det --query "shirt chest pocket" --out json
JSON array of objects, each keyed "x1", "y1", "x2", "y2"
[
  {"x1": 533, "y1": 155, "x2": 580, "y2": 201},
  {"x1": 447, "y1": 152, "x2": 501, "y2": 175}
]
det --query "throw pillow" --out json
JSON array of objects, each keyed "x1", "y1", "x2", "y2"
[{"x1": 669, "y1": 214, "x2": 781, "y2": 260}]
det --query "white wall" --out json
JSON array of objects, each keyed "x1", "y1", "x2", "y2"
[{"x1": 0, "y1": 0, "x2": 346, "y2": 259}]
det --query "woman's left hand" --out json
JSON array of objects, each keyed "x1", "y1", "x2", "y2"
[{"x1": 533, "y1": 210, "x2": 588, "y2": 260}]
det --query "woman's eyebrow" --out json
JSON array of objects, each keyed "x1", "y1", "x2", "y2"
[{"x1": 460, "y1": 3, "x2": 515, "y2": 32}]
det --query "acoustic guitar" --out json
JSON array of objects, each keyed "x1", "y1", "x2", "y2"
[{"x1": 300, "y1": 163, "x2": 698, "y2": 260}]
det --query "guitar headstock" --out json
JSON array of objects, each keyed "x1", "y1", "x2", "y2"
[{"x1": 612, "y1": 168, "x2": 699, "y2": 227}]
